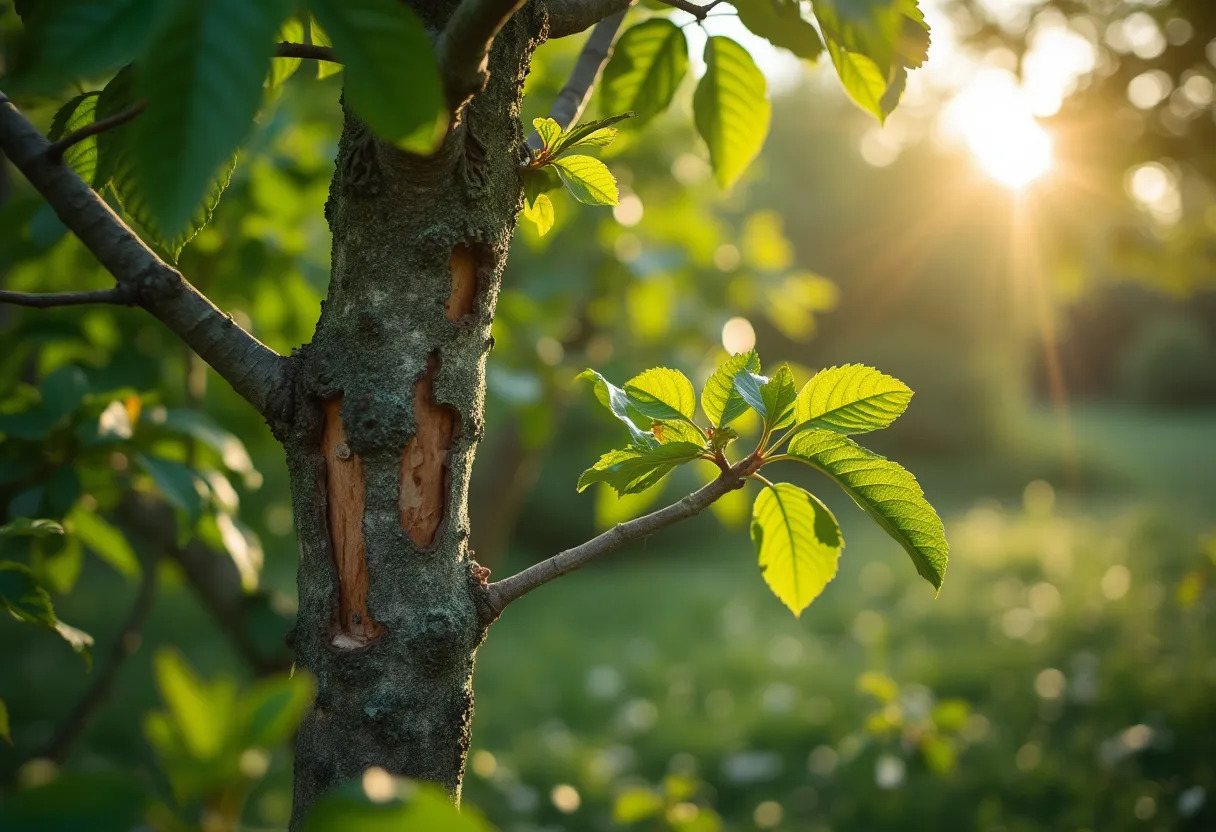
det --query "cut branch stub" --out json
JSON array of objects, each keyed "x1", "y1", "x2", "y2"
[{"x1": 322, "y1": 398, "x2": 383, "y2": 646}]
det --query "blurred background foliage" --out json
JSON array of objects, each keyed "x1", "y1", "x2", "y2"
[{"x1": 1, "y1": 0, "x2": 1214, "y2": 829}]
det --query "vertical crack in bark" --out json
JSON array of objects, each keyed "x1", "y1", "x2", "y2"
[
  {"x1": 399, "y1": 353, "x2": 459, "y2": 548},
  {"x1": 444, "y1": 244, "x2": 479, "y2": 324},
  {"x1": 399, "y1": 248, "x2": 478, "y2": 548},
  {"x1": 322, "y1": 398, "x2": 383, "y2": 646}
]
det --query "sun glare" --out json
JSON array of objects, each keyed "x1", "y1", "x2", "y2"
[{"x1": 943, "y1": 70, "x2": 1053, "y2": 190}]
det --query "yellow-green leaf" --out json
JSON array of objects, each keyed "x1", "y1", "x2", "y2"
[
  {"x1": 601, "y1": 19, "x2": 688, "y2": 126},
  {"x1": 533, "y1": 117, "x2": 563, "y2": 151},
  {"x1": 693, "y1": 36, "x2": 771, "y2": 190},
  {"x1": 625, "y1": 367, "x2": 698, "y2": 423},
  {"x1": 270, "y1": 16, "x2": 305, "y2": 88},
  {"x1": 734, "y1": 0, "x2": 825, "y2": 61},
  {"x1": 523, "y1": 192, "x2": 554, "y2": 236},
  {"x1": 786, "y1": 429, "x2": 947, "y2": 589},
  {"x1": 701, "y1": 350, "x2": 761, "y2": 429},
  {"x1": 735, "y1": 364, "x2": 797, "y2": 431},
  {"x1": 751, "y1": 483, "x2": 843, "y2": 615},
  {"x1": 578, "y1": 442, "x2": 704, "y2": 496},
  {"x1": 810, "y1": 0, "x2": 930, "y2": 121},
  {"x1": 309, "y1": 16, "x2": 342, "y2": 78},
  {"x1": 793, "y1": 364, "x2": 912, "y2": 434},
  {"x1": 552, "y1": 155, "x2": 619, "y2": 206}
]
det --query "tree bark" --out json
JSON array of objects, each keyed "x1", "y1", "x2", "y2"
[{"x1": 280, "y1": 2, "x2": 545, "y2": 824}]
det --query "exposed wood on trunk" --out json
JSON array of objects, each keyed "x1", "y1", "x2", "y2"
[
  {"x1": 445, "y1": 245, "x2": 479, "y2": 323},
  {"x1": 322, "y1": 398, "x2": 382, "y2": 644},
  {"x1": 399, "y1": 354, "x2": 459, "y2": 547}
]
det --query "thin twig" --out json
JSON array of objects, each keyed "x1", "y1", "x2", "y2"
[
  {"x1": 0, "y1": 287, "x2": 134, "y2": 308},
  {"x1": 275, "y1": 42, "x2": 339, "y2": 63},
  {"x1": 660, "y1": 0, "x2": 726, "y2": 19},
  {"x1": 483, "y1": 454, "x2": 762, "y2": 615},
  {"x1": 38, "y1": 553, "x2": 158, "y2": 764},
  {"x1": 45, "y1": 102, "x2": 145, "y2": 161},
  {"x1": 527, "y1": 5, "x2": 631, "y2": 151}
]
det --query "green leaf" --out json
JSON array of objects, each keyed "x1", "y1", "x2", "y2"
[
  {"x1": 693, "y1": 36, "x2": 771, "y2": 190},
  {"x1": 68, "y1": 507, "x2": 141, "y2": 579},
  {"x1": 578, "y1": 369, "x2": 655, "y2": 447},
  {"x1": 734, "y1": 0, "x2": 825, "y2": 61},
  {"x1": 48, "y1": 92, "x2": 101, "y2": 185},
  {"x1": 522, "y1": 192, "x2": 555, "y2": 236},
  {"x1": 243, "y1": 672, "x2": 315, "y2": 747},
  {"x1": 270, "y1": 16, "x2": 306, "y2": 88},
  {"x1": 613, "y1": 788, "x2": 665, "y2": 823},
  {"x1": 142, "y1": 408, "x2": 257, "y2": 478},
  {"x1": 578, "y1": 442, "x2": 704, "y2": 496},
  {"x1": 552, "y1": 155, "x2": 619, "y2": 206},
  {"x1": 0, "y1": 560, "x2": 57, "y2": 627},
  {"x1": 0, "y1": 518, "x2": 65, "y2": 539},
  {"x1": 0, "y1": 698, "x2": 9, "y2": 745},
  {"x1": 792, "y1": 364, "x2": 912, "y2": 434},
  {"x1": 0, "y1": 560, "x2": 93, "y2": 662},
  {"x1": 92, "y1": 65, "x2": 136, "y2": 188},
  {"x1": 786, "y1": 429, "x2": 947, "y2": 589},
  {"x1": 136, "y1": 454, "x2": 204, "y2": 524},
  {"x1": 551, "y1": 112, "x2": 634, "y2": 156},
  {"x1": 701, "y1": 350, "x2": 761, "y2": 429},
  {"x1": 810, "y1": 0, "x2": 930, "y2": 121},
  {"x1": 735, "y1": 364, "x2": 797, "y2": 431},
  {"x1": 152, "y1": 649, "x2": 234, "y2": 760},
  {"x1": 751, "y1": 483, "x2": 843, "y2": 616},
  {"x1": 533, "y1": 117, "x2": 563, "y2": 151},
  {"x1": 131, "y1": 0, "x2": 289, "y2": 240},
  {"x1": 308, "y1": 0, "x2": 447, "y2": 152},
  {"x1": 624, "y1": 367, "x2": 698, "y2": 424},
  {"x1": 41, "y1": 364, "x2": 89, "y2": 421},
  {"x1": 15, "y1": 0, "x2": 178, "y2": 92},
  {"x1": 308, "y1": 16, "x2": 342, "y2": 79},
  {"x1": 651, "y1": 419, "x2": 705, "y2": 445},
  {"x1": 600, "y1": 19, "x2": 689, "y2": 126}
]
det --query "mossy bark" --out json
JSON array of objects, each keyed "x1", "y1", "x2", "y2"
[{"x1": 277, "y1": 3, "x2": 546, "y2": 824}]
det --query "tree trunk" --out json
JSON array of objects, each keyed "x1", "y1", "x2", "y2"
[{"x1": 280, "y1": 4, "x2": 544, "y2": 824}]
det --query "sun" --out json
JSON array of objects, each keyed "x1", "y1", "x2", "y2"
[{"x1": 944, "y1": 69, "x2": 1054, "y2": 190}]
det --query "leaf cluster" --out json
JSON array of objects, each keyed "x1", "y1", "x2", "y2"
[{"x1": 578, "y1": 355, "x2": 948, "y2": 616}]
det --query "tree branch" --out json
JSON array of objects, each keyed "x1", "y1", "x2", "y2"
[
  {"x1": 0, "y1": 287, "x2": 134, "y2": 308},
  {"x1": 548, "y1": 0, "x2": 632, "y2": 39},
  {"x1": 438, "y1": 0, "x2": 528, "y2": 110},
  {"x1": 38, "y1": 549, "x2": 158, "y2": 764},
  {"x1": 658, "y1": 0, "x2": 726, "y2": 20},
  {"x1": 528, "y1": 5, "x2": 631, "y2": 152},
  {"x1": 46, "y1": 102, "x2": 146, "y2": 162},
  {"x1": 275, "y1": 42, "x2": 338, "y2": 63},
  {"x1": 0, "y1": 93, "x2": 289, "y2": 422},
  {"x1": 483, "y1": 455, "x2": 760, "y2": 616}
]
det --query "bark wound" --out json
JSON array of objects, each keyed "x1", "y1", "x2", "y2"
[
  {"x1": 322, "y1": 399, "x2": 382, "y2": 646},
  {"x1": 444, "y1": 245, "x2": 478, "y2": 324},
  {"x1": 398, "y1": 249, "x2": 475, "y2": 548}
]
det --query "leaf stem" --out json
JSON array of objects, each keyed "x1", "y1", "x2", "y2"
[{"x1": 749, "y1": 472, "x2": 775, "y2": 487}]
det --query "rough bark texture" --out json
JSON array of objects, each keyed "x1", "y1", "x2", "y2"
[{"x1": 280, "y1": 2, "x2": 546, "y2": 823}]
